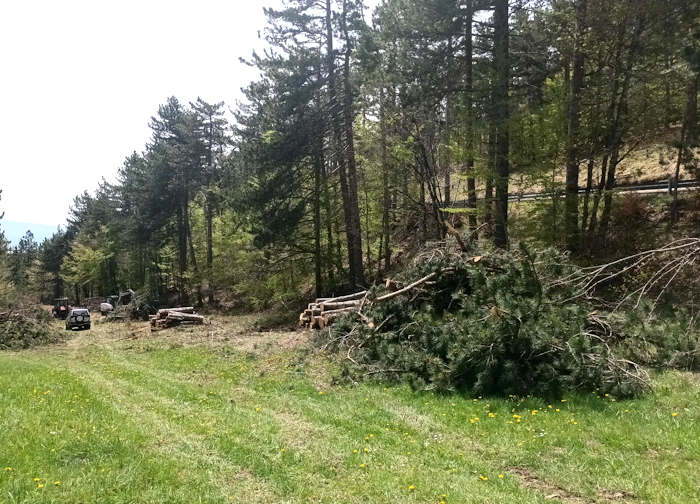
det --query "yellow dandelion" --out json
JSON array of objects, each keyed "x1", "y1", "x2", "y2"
[
  {"x1": 364, "y1": 448, "x2": 369, "y2": 453},
  {"x1": 441, "y1": 493, "x2": 447, "y2": 498},
  {"x1": 407, "y1": 451, "x2": 412, "y2": 456},
  {"x1": 555, "y1": 408, "x2": 560, "y2": 412},
  {"x1": 672, "y1": 412, "x2": 678, "y2": 417},
  {"x1": 54, "y1": 481, "x2": 61, "y2": 486},
  {"x1": 369, "y1": 433, "x2": 374, "y2": 438},
  {"x1": 353, "y1": 449, "x2": 358, "y2": 454},
  {"x1": 360, "y1": 463, "x2": 366, "y2": 468},
  {"x1": 498, "y1": 474, "x2": 504, "y2": 479},
  {"x1": 409, "y1": 485, "x2": 416, "y2": 492},
  {"x1": 318, "y1": 391, "x2": 323, "y2": 395},
  {"x1": 4, "y1": 467, "x2": 13, "y2": 472},
  {"x1": 281, "y1": 448, "x2": 286, "y2": 453},
  {"x1": 38, "y1": 483, "x2": 45, "y2": 488},
  {"x1": 34, "y1": 478, "x2": 40, "y2": 482},
  {"x1": 561, "y1": 399, "x2": 567, "y2": 403},
  {"x1": 479, "y1": 475, "x2": 488, "y2": 481}
]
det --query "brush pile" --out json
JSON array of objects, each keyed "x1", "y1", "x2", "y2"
[
  {"x1": 150, "y1": 307, "x2": 206, "y2": 331},
  {"x1": 316, "y1": 244, "x2": 654, "y2": 398},
  {"x1": 1, "y1": 306, "x2": 64, "y2": 350}
]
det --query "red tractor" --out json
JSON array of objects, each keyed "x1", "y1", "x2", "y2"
[{"x1": 51, "y1": 297, "x2": 72, "y2": 319}]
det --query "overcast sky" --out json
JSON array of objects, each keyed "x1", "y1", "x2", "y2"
[{"x1": 0, "y1": 0, "x2": 379, "y2": 234}]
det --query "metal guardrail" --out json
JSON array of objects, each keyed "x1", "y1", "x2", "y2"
[{"x1": 444, "y1": 180, "x2": 699, "y2": 208}]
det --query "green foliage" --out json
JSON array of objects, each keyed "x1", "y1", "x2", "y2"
[
  {"x1": 616, "y1": 306, "x2": 699, "y2": 372},
  {"x1": 0, "y1": 307, "x2": 63, "y2": 350},
  {"x1": 323, "y1": 245, "x2": 649, "y2": 397}
]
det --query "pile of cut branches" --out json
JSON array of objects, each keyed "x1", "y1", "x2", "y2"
[
  {"x1": 0, "y1": 306, "x2": 64, "y2": 350},
  {"x1": 316, "y1": 245, "x2": 652, "y2": 398}
]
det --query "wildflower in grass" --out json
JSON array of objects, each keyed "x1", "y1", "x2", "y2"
[
  {"x1": 34, "y1": 478, "x2": 40, "y2": 482},
  {"x1": 512, "y1": 414, "x2": 521, "y2": 419},
  {"x1": 442, "y1": 493, "x2": 447, "y2": 498},
  {"x1": 531, "y1": 410, "x2": 537, "y2": 416},
  {"x1": 498, "y1": 474, "x2": 504, "y2": 478},
  {"x1": 360, "y1": 463, "x2": 366, "y2": 468},
  {"x1": 489, "y1": 412, "x2": 496, "y2": 418},
  {"x1": 409, "y1": 485, "x2": 416, "y2": 492},
  {"x1": 672, "y1": 412, "x2": 678, "y2": 417},
  {"x1": 561, "y1": 399, "x2": 567, "y2": 403},
  {"x1": 318, "y1": 391, "x2": 323, "y2": 395},
  {"x1": 38, "y1": 483, "x2": 44, "y2": 488},
  {"x1": 555, "y1": 408, "x2": 560, "y2": 412},
  {"x1": 4, "y1": 467, "x2": 13, "y2": 472},
  {"x1": 353, "y1": 449, "x2": 358, "y2": 454},
  {"x1": 364, "y1": 448, "x2": 369, "y2": 453},
  {"x1": 54, "y1": 481, "x2": 61, "y2": 486},
  {"x1": 369, "y1": 434, "x2": 374, "y2": 438},
  {"x1": 281, "y1": 448, "x2": 286, "y2": 453},
  {"x1": 407, "y1": 452, "x2": 412, "y2": 456},
  {"x1": 479, "y1": 475, "x2": 488, "y2": 481}
]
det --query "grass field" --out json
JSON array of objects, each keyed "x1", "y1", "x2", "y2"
[{"x1": 0, "y1": 316, "x2": 698, "y2": 503}]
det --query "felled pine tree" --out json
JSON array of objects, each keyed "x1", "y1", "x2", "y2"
[{"x1": 322, "y1": 244, "x2": 649, "y2": 398}]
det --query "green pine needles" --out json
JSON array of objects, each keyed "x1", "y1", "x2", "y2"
[{"x1": 321, "y1": 244, "x2": 652, "y2": 398}]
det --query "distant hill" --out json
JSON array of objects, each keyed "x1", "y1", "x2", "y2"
[{"x1": 1, "y1": 220, "x2": 62, "y2": 245}]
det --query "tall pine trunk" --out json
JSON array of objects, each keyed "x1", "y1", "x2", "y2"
[
  {"x1": 565, "y1": 0, "x2": 587, "y2": 252},
  {"x1": 341, "y1": 0, "x2": 364, "y2": 287},
  {"x1": 465, "y1": 0, "x2": 477, "y2": 232},
  {"x1": 671, "y1": 73, "x2": 699, "y2": 224},
  {"x1": 380, "y1": 88, "x2": 391, "y2": 272},
  {"x1": 493, "y1": 0, "x2": 510, "y2": 248}
]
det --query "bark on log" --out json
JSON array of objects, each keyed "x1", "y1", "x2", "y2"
[
  {"x1": 323, "y1": 291, "x2": 367, "y2": 304},
  {"x1": 320, "y1": 300, "x2": 360, "y2": 311},
  {"x1": 157, "y1": 307, "x2": 195, "y2": 318}
]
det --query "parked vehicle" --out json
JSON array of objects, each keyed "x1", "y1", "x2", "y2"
[
  {"x1": 52, "y1": 298, "x2": 71, "y2": 319},
  {"x1": 65, "y1": 308, "x2": 91, "y2": 331}
]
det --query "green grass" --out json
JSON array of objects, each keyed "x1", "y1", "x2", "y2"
[{"x1": 0, "y1": 318, "x2": 698, "y2": 503}]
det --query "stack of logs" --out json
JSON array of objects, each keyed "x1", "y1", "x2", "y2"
[
  {"x1": 150, "y1": 307, "x2": 205, "y2": 330},
  {"x1": 299, "y1": 291, "x2": 367, "y2": 329},
  {"x1": 299, "y1": 272, "x2": 440, "y2": 330}
]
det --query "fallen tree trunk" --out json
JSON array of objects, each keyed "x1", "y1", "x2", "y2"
[{"x1": 375, "y1": 273, "x2": 437, "y2": 302}]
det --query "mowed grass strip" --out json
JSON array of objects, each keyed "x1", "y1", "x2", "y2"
[{"x1": 0, "y1": 324, "x2": 698, "y2": 503}]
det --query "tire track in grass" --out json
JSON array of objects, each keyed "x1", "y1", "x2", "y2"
[
  {"x1": 80, "y1": 351, "x2": 524, "y2": 502},
  {"x1": 56, "y1": 356, "x2": 284, "y2": 503}
]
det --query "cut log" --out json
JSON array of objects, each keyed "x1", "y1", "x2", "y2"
[
  {"x1": 321, "y1": 307, "x2": 356, "y2": 316},
  {"x1": 320, "y1": 300, "x2": 360, "y2": 311},
  {"x1": 165, "y1": 312, "x2": 204, "y2": 322},
  {"x1": 157, "y1": 306, "x2": 195, "y2": 318},
  {"x1": 323, "y1": 291, "x2": 367, "y2": 304}
]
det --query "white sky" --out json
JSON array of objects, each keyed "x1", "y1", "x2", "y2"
[{"x1": 0, "y1": 0, "x2": 380, "y2": 227}]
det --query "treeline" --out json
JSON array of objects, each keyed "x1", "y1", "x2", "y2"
[{"x1": 1, "y1": 0, "x2": 699, "y2": 308}]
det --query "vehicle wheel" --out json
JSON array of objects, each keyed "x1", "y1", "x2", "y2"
[{"x1": 87, "y1": 324, "x2": 91, "y2": 330}]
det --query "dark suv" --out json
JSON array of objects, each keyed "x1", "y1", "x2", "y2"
[{"x1": 65, "y1": 308, "x2": 91, "y2": 331}]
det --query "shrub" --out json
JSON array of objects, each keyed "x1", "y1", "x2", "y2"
[{"x1": 0, "y1": 306, "x2": 64, "y2": 350}]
